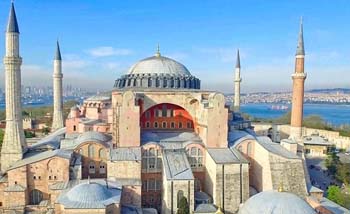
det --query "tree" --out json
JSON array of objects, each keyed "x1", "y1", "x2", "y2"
[
  {"x1": 42, "y1": 127, "x2": 50, "y2": 135},
  {"x1": 177, "y1": 197, "x2": 189, "y2": 214},
  {"x1": 0, "y1": 129, "x2": 4, "y2": 150},
  {"x1": 327, "y1": 185, "x2": 344, "y2": 205},
  {"x1": 336, "y1": 163, "x2": 350, "y2": 185}
]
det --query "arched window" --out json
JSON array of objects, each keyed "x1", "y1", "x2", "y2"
[
  {"x1": 186, "y1": 147, "x2": 203, "y2": 169},
  {"x1": 177, "y1": 190, "x2": 184, "y2": 208},
  {"x1": 142, "y1": 148, "x2": 162, "y2": 172},
  {"x1": 99, "y1": 149, "x2": 106, "y2": 159},
  {"x1": 247, "y1": 142, "x2": 252, "y2": 156},
  {"x1": 179, "y1": 122, "x2": 183, "y2": 129},
  {"x1": 30, "y1": 189, "x2": 43, "y2": 205},
  {"x1": 146, "y1": 121, "x2": 150, "y2": 128},
  {"x1": 89, "y1": 162, "x2": 95, "y2": 174},
  {"x1": 171, "y1": 122, "x2": 175, "y2": 128},
  {"x1": 162, "y1": 122, "x2": 167, "y2": 129},
  {"x1": 154, "y1": 122, "x2": 158, "y2": 128},
  {"x1": 73, "y1": 125, "x2": 76, "y2": 131},
  {"x1": 99, "y1": 163, "x2": 106, "y2": 174},
  {"x1": 88, "y1": 144, "x2": 95, "y2": 158}
]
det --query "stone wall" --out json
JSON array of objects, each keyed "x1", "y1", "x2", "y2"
[
  {"x1": 162, "y1": 179, "x2": 194, "y2": 214},
  {"x1": 107, "y1": 160, "x2": 141, "y2": 180}
]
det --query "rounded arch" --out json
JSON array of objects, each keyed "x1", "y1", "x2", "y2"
[
  {"x1": 140, "y1": 103, "x2": 195, "y2": 131},
  {"x1": 30, "y1": 189, "x2": 43, "y2": 205}
]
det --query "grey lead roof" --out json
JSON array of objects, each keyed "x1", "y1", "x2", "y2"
[
  {"x1": 236, "y1": 49, "x2": 241, "y2": 68},
  {"x1": 55, "y1": 40, "x2": 62, "y2": 60},
  {"x1": 296, "y1": 17, "x2": 305, "y2": 56},
  {"x1": 8, "y1": 149, "x2": 72, "y2": 170},
  {"x1": 110, "y1": 147, "x2": 141, "y2": 161},
  {"x1": 57, "y1": 181, "x2": 121, "y2": 209},
  {"x1": 163, "y1": 150, "x2": 194, "y2": 180},
  {"x1": 7, "y1": 3, "x2": 19, "y2": 33},
  {"x1": 4, "y1": 184, "x2": 26, "y2": 192},
  {"x1": 207, "y1": 148, "x2": 248, "y2": 164},
  {"x1": 256, "y1": 136, "x2": 300, "y2": 159}
]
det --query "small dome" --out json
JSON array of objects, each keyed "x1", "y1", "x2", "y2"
[
  {"x1": 77, "y1": 131, "x2": 112, "y2": 143},
  {"x1": 67, "y1": 183, "x2": 112, "y2": 202},
  {"x1": 127, "y1": 54, "x2": 191, "y2": 76},
  {"x1": 239, "y1": 191, "x2": 316, "y2": 214},
  {"x1": 57, "y1": 181, "x2": 121, "y2": 208}
]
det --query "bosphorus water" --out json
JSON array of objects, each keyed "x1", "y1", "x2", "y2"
[{"x1": 241, "y1": 103, "x2": 350, "y2": 126}]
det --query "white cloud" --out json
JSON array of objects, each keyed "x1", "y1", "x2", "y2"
[
  {"x1": 103, "y1": 62, "x2": 120, "y2": 70},
  {"x1": 87, "y1": 46, "x2": 133, "y2": 57}
]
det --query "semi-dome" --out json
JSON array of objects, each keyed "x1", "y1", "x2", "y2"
[
  {"x1": 77, "y1": 131, "x2": 112, "y2": 143},
  {"x1": 114, "y1": 49, "x2": 200, "y2": 90},
  {"x1": 239, "y1": 191, "x2": 316, "y2": 214}
]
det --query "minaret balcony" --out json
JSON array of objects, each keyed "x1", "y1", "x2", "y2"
[{"x1": 292, "y1": 72, "x2": 307, "y2": 79}]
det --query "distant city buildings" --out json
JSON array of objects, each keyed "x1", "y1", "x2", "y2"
[
  {"x1": 0, "y1": 2, "x2": 349, "y2": 214},
  {"x1": 225, "y1": 91, "x2": 350, "y2": 105}
]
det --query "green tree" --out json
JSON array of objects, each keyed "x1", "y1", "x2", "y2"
[
  {"x1": 327, "y1": 185, "x2": 344, "y2": 205},
  {"x1": 177, "y1": 197, "x2": 189, "y2": 214},
  {"x1": 325, "y1": 152, "x2": 339, "y2": 175},
  {"x1": 24, "y1": 130, "x2": 36, "y2": 138},
  {"x1": 42, "y1": 127, "x2": 50, "y2": 135},
  {"x1": 0, "y1": 129, "x2": 4, "y2": 150},
  {"x1": 336, "y1": 163, "x2": 350, "y2": 185}
]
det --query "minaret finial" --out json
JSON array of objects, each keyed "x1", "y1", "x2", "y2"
[
  {"x1": 55, "y1": 40, "x2": 62, "y2": 60},
  {"x1": 155, "y1": 44, "x2": 161, "y2": 57},
  {"x1": 296, "y1": 16, "x2": 305, "y2": 56},
  {"x1": 7, "y1": 0, "x2": 19, "y2": 33},
  {"x1": 236, "y1": 49, "x2": 241, "y2": 68}
]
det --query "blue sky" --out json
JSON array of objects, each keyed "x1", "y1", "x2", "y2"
[{"x1": 0, "y1": 0, "x2": 349, "y2": 93}]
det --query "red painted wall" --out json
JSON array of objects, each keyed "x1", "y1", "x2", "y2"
[{"x1": 140, "y1": 103, "x2": 194, "y2": 130}]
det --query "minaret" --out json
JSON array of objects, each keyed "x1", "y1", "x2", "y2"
[
  {"x1": 290, "y1": 18, "x2": 307, "y2": 142},
  {"x1": 1, "y1": 2, "x2": 26, "y2": 171},
  {"x1": 52, "y1": 41, "x2": 64, "y2": 131},
  {"x1": 233, "y1": 49, "x2": 242, "y2": 112}
]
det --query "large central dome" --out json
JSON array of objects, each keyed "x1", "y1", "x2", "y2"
[
  {"x1": 114, "y1": 49, "x2": 200, "y2": 90},
  {"x1": 128, "y1": 54, "x2": 191, "y2": 76}
]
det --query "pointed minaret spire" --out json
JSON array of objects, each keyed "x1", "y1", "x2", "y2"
[
  {"x1": 55, "y1": 40, "x2": 62, "y2": 61},
  {"x1": 1, "y1": 1, "x2": 26, "y2": 171},
  {"x1": 7, "y1": 2, "x2": 19, "y2": 33},
  {"x1": 233, "y1": 49, "x2": 242, "y2": 112},
  {"x1": 296, "y1": 16, "x2": 305, "y2": 56},
  {"x1": 235, "y1": 49, "x2": 241, "y2": 68},
  {"x1": 290, "y1": 17, "x2": 307, "y2": 142},
  {"x1": 52, "y1": 40, "x2": 64, "y2": 131}
]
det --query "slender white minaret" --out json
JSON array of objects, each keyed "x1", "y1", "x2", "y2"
[
  {"x1": 1, "y1": 2, "x2": 26, "y2": 171},
  {"x1": 52, "y1": 41, "x2": 64, "y2": 131},
  {"x1": 233, "y1": 49, "x2": 242, "y2": 112}
]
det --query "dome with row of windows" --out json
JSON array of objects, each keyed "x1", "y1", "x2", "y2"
[{"x1": 114, "y1": 49, "x2": 200, "y2": 90}]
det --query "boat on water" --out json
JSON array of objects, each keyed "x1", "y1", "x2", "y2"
[{"x1": 269, "y1": 105, "x2": 289, "y2": 111}]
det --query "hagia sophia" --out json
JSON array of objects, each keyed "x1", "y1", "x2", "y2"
[{"x1": 0, "y1": 2, "x2": 348, "y2": 214}]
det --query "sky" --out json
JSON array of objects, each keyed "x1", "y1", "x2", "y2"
[{"x1": 0, "y1": 0, "x2": 349, "y2": 93}]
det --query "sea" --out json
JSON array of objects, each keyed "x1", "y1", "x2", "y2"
[
  {"x1": 241, "y1": 103, "x2": 350, "y2": 126},
  {"x1": 1, "y1": 101, "x2": 349, "y2": 126}
]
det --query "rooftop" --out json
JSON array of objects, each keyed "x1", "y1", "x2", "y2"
[
  {"x1": 127, "y1": 53, "x2": 191, "y2": 76},
  {"x1": 163, "y1": 150, "x2": 194, "y2": 180},
  {"x1": 57, "y1": 180, "x2": 121, "y2": 209}
]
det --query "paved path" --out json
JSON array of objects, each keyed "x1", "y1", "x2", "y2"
[{"x1": 306, "y1": 157, "x2": 339, "y2": 196}]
